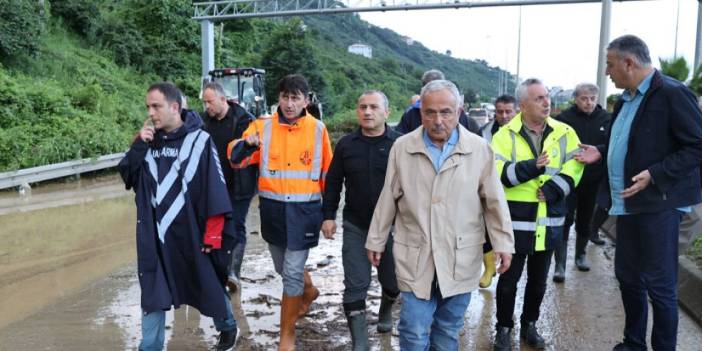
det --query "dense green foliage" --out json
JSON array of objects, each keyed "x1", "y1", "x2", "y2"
[
  {"x1": 659, "y1": 56, "x2": 702, "y2": 98},
  {"x1": 660, "y1": 56, "x2": 690, "y2": 82},
  {"x1": 0, "y1": 27, "x2": 147, "y2": 170},
  {"x1": 688, "y1": 64, "x2": 702, "y2": 98},
  {"x1": 0, "y1": 0, "x2": 48, "y2": 58},
  {"x1": 260, "y1": 18, "x2": 326, "y2": 106},
  {"x1": 0, "y1": 0, "x2": 511, "y2": 172}
]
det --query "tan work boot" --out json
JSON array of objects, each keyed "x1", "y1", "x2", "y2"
[
  {"x1": 479, "y1": 250, "x2": 497, "y2": 288},
  {"x1": 279, "y1": 294, "x2": 302, "y2": 351},
  {"x1": 298, "y1": 269, "x2": 319, "y2": 318}
]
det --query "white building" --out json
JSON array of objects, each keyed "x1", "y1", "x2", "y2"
[{"x1": 348, "y1": 43, "x2": 372, "y2": 59}]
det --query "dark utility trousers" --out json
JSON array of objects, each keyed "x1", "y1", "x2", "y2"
[
  {"x1": 229, "y1": 197, "x2": 253, "y2": 278},
  {"x1": 495, "y1": 250, "x2": 553, "y2": 328},
  {"x1": 342, "y1": 220, "x2": 399, "y2": 307},
  {"x1": 615, "y1": 210, "x2": 681, "y2": 351},
  {"x1": 562, "y1": 181, "x2": 598, "y2": 257}
]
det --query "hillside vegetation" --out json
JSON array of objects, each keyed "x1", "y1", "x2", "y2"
[{"x1": 0, "y1": 0, "x2": 512, "y2": 172}]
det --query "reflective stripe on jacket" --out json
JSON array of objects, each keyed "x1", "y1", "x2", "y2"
[
  {"x1": 492, "y1": 113, "x2": 583, "y2": 254},
  {"x1": 227, "y1": 111, "x2": 332, "y2": 249}
]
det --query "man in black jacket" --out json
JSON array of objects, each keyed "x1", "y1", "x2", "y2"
[
  {"x1": 321, "y1": 90, "x2": 402, "y2": 350},
  {"x1": 577, "y1": 35, "x2": 702, "y2": 351},
  {"x1": 202, "y1": 82, "x2": 258, "y2": 293},
  {"x1": 395, "y1": 69, "x2": 480, "y2": 135},
  {"x1": 552, "y1": 83, "x2": 610, "y2": 282}
]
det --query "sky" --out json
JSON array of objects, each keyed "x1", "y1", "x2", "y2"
[{"x1": 359, "y1": 0, "x2": 699, "y2": 97}]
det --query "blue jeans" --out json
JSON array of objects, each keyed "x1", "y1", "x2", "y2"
[
  {"x1": 615, "y1": 210, "x2": 681, "y2": 351},
  {"x1": 398, "y1": 288, "x2": 471, "y2": 351},
  {"x1": 139, "y1": 293, "x2": 236, "y2": 351},
  {"x1": 229, "y1": 197, "x2": 253, "y2": 279},
  {"x1": 268, "y1": 244, "x2": 309, "y2": 296}
]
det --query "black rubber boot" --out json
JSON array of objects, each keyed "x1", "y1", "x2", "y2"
[
  {"x1": 590, "y1": 231, "x2": 606, "y2": 245},
  {"x1": 575, "y1": 254, "x2": 591, "y2": 272},
  {"x1": 377, "y1": 293, "x2": 396, "y2": 333},
  {"x1": 553, "y1": 243, "x2": 567, "y2": 283},
  {"x1": 493, "y1": 326, "x2": 512, "y2": 351},
  {"x1": 520, "y1": 321, "x2": 546, "y2": 349},
  {"x1": 346, "y1": 310, "x2": 370, "y2": 351},
  {"x1": 215, "y1": 328, "x2": 237, "y2": 351}
]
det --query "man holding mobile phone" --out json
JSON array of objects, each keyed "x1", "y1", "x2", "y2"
[{"x1": 119, "y1": 82, "x2": 239, "y2": 351}]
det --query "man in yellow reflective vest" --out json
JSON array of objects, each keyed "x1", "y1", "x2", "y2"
[
  {"x1": 491, "y1": 78, "x2": 584, "y2": 351},
  {"x1": 228, "y1": 74, "x2": 332, "y2": 351}
]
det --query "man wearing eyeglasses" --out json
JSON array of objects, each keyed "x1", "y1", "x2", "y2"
[{"x1": 366, "y1": 80, "x2": 514, "y2": 350}]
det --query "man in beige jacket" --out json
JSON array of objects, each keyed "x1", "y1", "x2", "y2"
[{"x1": 365, "y1": 80, "x2": 515, "y2": 350}]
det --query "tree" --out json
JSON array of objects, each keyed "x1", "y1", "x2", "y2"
[
  {"x1": 688, "y1": 64, "x2": 702, "y2": 97},
  {"x1": 660, "y1": 57, "x2": 690, "y2": 82},
  {"x1": 0, "y1": 0, "x2": 47, "y2": 59},
  {"x1": 260, "y1": 18, "x2": 326, "y2": 109},
  {"x1": 463, "y1": 88, "x2": 478, "y2": 106}
]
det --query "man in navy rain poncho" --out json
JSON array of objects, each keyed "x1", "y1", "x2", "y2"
[{"x1": 119, "y1": 82, "x2": 239, "y2": 351}]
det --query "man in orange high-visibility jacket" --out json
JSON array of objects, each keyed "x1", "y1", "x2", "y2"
[{"x1": 228, "y1": 74, "x2": 332, "y2": 351}]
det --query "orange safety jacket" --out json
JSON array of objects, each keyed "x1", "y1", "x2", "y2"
[{"x1": 227, "y1": 110, "x2": 332, "y2": 249}]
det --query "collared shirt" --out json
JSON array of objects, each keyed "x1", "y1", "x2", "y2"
[
  {"x1": 523, "y1": 123, "x2": 544, "y2": 153},
  {"x1": 423, "y1": 127, "x2": 459, "y2": 171},
  {"x1": 607, "y1": 71, "x2": 654, "y2": 215}
]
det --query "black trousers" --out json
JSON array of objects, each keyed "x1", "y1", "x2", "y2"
[
  {"x1": 495, "y1": 250, "x2": 553, "y2": 328},
  {"x1": 563, "y1": 181, "x2": 598, "y2": 256}
]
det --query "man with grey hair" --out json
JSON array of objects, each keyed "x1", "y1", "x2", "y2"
[
  {"x1": 421, "y1": 69, "x2": 445, "y2": 86},
  {"x1": 550, "y1": 83, "x2": 611, "y2": 283},
  {"x1": 201, "y1": 81, "x2": 258, "y2": 293},
  {"x1": 321, "y1": 90, "x2": 402, "y2": 350},
  {"x1": 577, "y1": 35, "x2": 702, "y2": 351},
  {"x1": 395, "y1": 69, "x2": 480, "y2": 134},
  {"x1": 492, "y1": 78, "x2": 584, "y2": 350},
  {"x1": 366, "y1": 80, "x2": 515, "y2": 350}
]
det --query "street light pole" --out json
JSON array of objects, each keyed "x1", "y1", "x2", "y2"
[
  {"x1": 596, "y1": 0, "x2": 612, "y2": 107},
  {"x1": 695, "y1": 0, "x2": 702, "y2": 70},
  {"x1": 515, "y1": 6, "x2": 522, "y2": 94}
]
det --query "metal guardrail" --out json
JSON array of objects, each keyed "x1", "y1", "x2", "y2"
[{"x1": 0, "y1": 153, "x2": 125, "y2": 191}]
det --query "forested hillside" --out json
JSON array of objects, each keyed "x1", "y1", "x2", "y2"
[{"x1": 0, "y1": 0, "x2": 512, "y2": 171}]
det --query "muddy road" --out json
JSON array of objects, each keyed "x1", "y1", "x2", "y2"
[{"x1": 0, "y1": 174, "x2": 701, "y2": 350}]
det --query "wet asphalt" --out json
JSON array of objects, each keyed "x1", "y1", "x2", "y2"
[{"x1": 0, "y1": 177, "x2": 701, "y2": 350}]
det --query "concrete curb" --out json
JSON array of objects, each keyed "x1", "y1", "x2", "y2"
[
  {"x1": 600, "y1": 217, "x2": 702, "y2": 327},
  {"x1": 678, "y1": 256, "x2": 702, "y2": 326}
]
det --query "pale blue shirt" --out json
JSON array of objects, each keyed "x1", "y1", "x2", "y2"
[
  {"x1": 607, "y1": 72, "x2": 690, "y2": 215},
  {"x1": 607, "y1": 72, "x2": 653, "y2": 215},
  {"x1": 423, "y1": 128, "x2": 459, "y2": 172}
]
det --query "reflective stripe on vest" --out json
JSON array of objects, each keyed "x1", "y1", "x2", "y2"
[
  {"x1": 506, "y1": 163, "x2": 520, "y2": 186},
  {"x1": 259, "y1": 119, "x2": 324, "y2": 182},
  {"x1": 258, "y1": 118, "x2": 325, "y2": 202},
  {"x1": 510, "y1": 131, "x2": 517, "y2": 162},
  {"x1": 550, "y1": 174, "x2": 572, "y2": 197},
  {"x1": 512, "y1": 216, "x2": 565, "y2": 232},
  {"x1": 259, "y1": 190, "x2": 322, "y2": 202},
  {"x1": 311, "y1": 120, "x2": 324, "y2": 181}
]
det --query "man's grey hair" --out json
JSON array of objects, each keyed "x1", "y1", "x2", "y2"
[
  {"x1": 420, "y1": 80, "x2": 461, "y2": 108},
  {"x1": 516, "y1": 78, "x2": 544, "y2": 103},
  {"x1": 358, "y1": 90, "x2": 389, "y2": 110},
  {"x1": 607, "y1": 34, "x2": 652, "y2": 67},
  {"x1": 421, "y1": 69, "x2": 445, "y2": 87},
  {"x1": 203, "y1": 81, "x2": 227, "y2": 97},
  {"x1": 573, "y1": 83, "x2": 599, "y2": 98}
]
